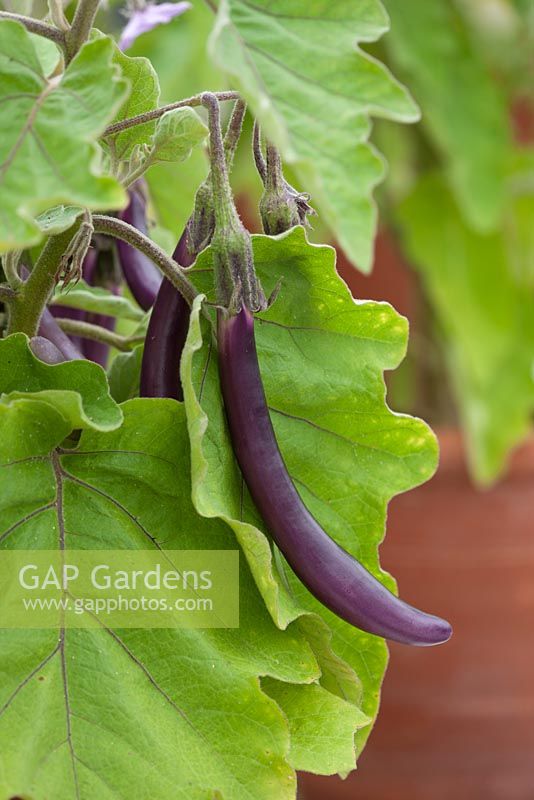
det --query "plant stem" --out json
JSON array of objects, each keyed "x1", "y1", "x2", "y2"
[
  {"x1": 224, "y1": 100, "x2": 247, "y2": 170},
  {"x1": 7, "y1": 227, "x2": 78, "y2": 337},
  {"x1": 103, "y1": 91, "x2": 240, "y2": 138},
  {"x1": 55, "y1": 318, "x2": 143, "y2": 351},
  {"x1": 201, "y1": 92, "x2": 265, "y2": 312},
  {"x1": 0, "y1": 285, "x2": 16, "y2": 303},
  {"x1": 265, "y1": 142, "x2": 284, "y2": 192},
  {"x1": 252, "y1": 121, "x2": 266, "y2": 181},
  {"x1": 65, "y1": 0, "x2": 100, "y2": 62},
  {"x1": 2, "y1": 250, "x2": 23, "y2": 289},
  {"x1": 122, "y1": 155, "x2": 154, "y2": 190},
  {"x1": 0, "y1": 11, "x2": 67, "y2": 48},
  {"x1": 202, "y1": 93, "x2": 235, "y2": 230},
  {"x1": 92, "y1": 215, "x2": 198, "y2": 306}
]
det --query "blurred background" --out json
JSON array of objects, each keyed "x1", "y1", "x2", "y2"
[{"x1": 7, "y1": 0, "x2": 533, "y2": 795}]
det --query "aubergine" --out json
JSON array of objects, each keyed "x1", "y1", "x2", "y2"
[
  {"x1": 117, "y1": 185, "x2": 162, "y2": 310},
  {"x1": 29, "y1": 335, "x2": 68, "y2": 364},
  {"x1": 139, "y1": 226, "x2": 192, "y2": 400},
  {"x1": 217, "y1": 306, "x2": 452, "y2": 647}
]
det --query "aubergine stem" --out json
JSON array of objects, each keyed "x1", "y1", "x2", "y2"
[
  {"x1": 117, "y1": 184, "x2": 162, "y2": 311},
  {"x1": 139, "y1": 101, "x2": 247, "y2": 400},
  {"x1": 139, "y1": 226, "x2": 193, "y2": 400},
  {"x1": 217, "y1": 307, "x2": 452, "y2": 647}
]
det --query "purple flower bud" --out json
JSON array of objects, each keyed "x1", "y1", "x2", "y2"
[{"x1": 119, "y1": 2, "x2": 192, "y2": 51}]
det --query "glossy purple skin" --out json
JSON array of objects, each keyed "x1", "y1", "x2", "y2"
[
  {"x1": 117, "y1": 188, "x2": 162, "y2": 311},
  {"x1": 30, "y1": 336, "x2": 67, "y2": 364},
  {"x1": 139, "y1": 226, "x2": 192, "y2": 400},
  {"x1": 38, "y1": 307, "x2": 83, "y2": 361},
  {"x1": 75, "y1": 248, "x2": 117, "y2": 368},
  {"x1": 217, "y1": 307, "x2": 452, "y2": 647}
]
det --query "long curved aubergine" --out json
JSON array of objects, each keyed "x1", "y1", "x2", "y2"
[
  {"x1": 217, "y1": 307, "x2": 452, "y2": 647},
  {"x1": 139, "y1": 227, "x2": 192, "y2": 400},
  {"x1": 117, "y1": 186, "x2": 162, "y2": 310}
]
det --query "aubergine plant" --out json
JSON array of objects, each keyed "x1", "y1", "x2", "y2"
[{"x1": 0, "y1": 1, "x2": 474, "y2": 798}]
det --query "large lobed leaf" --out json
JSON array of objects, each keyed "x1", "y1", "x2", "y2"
[
  {"x1": 397, "y1": 174, "x2": 534, "y2": 484},
  {"x1": 107, "y1": 43, "x2": 160, "y2": 161},
  {"x1": 0, "y1": 22, "x2": 128, "y2": 252},
  {"x1": 383, "y1": 0, "x2": 512, "y2": 231},
  {"x1": 0, "y1": 393, "x2": 371, "y2": 798},
  {"x1": 0, "y1": 334, "x2": 123, "y2": 461},
  {"x1": 0, "y1": 335, "x2": 366, "y2": 794},
  {"x1": 181, "y1": 227, "x2": 439, "y2": 756},
  {"x1": 208, "y1": 0, "x2": 419, "y2": 271}
]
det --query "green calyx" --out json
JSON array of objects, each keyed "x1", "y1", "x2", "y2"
[
  {"x1": 201, "y1": 93, "x2": 265, "y2": 314},
  {"x1": 259, "y1": 142, "x2": 300, "y2": 235},
  {"x1": 189, "y1": 101, "x2": 247, "y2": 259},
  {"x1": 255, "y1": 134, "x2": 314, "y2": 235}
]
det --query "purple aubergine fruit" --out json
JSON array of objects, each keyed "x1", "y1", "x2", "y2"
[
  {"x1": 117, "y1": 185, "x2": 162, "y2": 311},
  {"x1": 29, "y1": 336, "x2": 68, "y2": 364},
  {"x1": 77, "y1": 246, "x2": 118, "y2": 368},
  {"x1": 38, "y1": 307, "x2": 83, "y2": 361},
  {"x1": 217, "y1": 306, "x2": 452, "y2": 647},
  {"x1": 139, "y1": 226, "x2": 192, "y2": 400},
  {"x1": 18, "y1": 265, "x2": 83, "y2": 361}
]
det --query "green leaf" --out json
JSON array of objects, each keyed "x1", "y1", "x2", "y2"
[
  {"x1": 107, "y1": 343, "x2": 144, "y2": 403},
  {"x1": 262, "y1": 678, "x2": 369, "y2": 775},
  {"x1": 51, "y1": 280, "x2": 145, "y2": 321},
  {"x1": 505, "y1": 148, "x2": 534, "y2": 287},
  {"x1": 0, "y1": 398, "x2": 336, "y2": 799},
  {"x1": 28, "y1": 32, "x2": 60, "y2": 76},
  {"x1": 108, "y1": 43, "x2": 160, "y2": 161},
  {"x1": 397, "y1": 174, "x2": 534, "y2": 484},
  {"x1": 383, "y1": 0, "x2": 512, "y2": 230},
  {"x1": 0, "y1": 334, "x2": 123, "y2": 460},
  {"x1": 181, "y1": 227, "x2": 438, "y2": 757},
  {"x1": 208, "y1": 0, "x2": 419, "y2": 271},
  {"x1": 150, "y1": 106, "x2": 208, "y2": 163},
  {"x1": 147, "y1": 149, "x2": 208, "y2": 241},
  {"x1": 0, "y1": 23, "x2": 128, "y2": 252},
  {"x1": 131, "y1": 1, "x2": 219, "y2": 239},
  {"x1": 36, "y1": 205, "x2": 84, "y2": 235}
]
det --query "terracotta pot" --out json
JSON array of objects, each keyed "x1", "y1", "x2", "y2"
[{"x1": 300, "y1": 429, "x2": 534, "y2": 799}]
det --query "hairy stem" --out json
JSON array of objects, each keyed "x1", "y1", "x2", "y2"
[
  {"x1": 224, "y1": 100, "x2": 247, "y2": 171},
  {"x1": 202, "y1": 93, "x2": 235, "y2": 230},
  {"x1": 92, "y1": 215, "x2": 198, "y2": 306},
  {"x1": 7, "y1": 227, "x2": 78, "y2": 337},
  {"x1": 252, "y1": 121, "x2": 266, "y2": 181},
  {"x1": 65, "y1": 0, "x2": 100, "y2": 61},
  {"x1": 0, "y1": 11, "x2": 67, "y2": 48},
  {"x1": 265, "y1": 142, "x2": 284, "y2": 191},
  {"x1": 122, "y1": 155, "x2": 154, "y2": 190},
  {"x1": 103, "y1": 91, "x2": 240, "y2": 138},
  {"x1": 2, "y1": 250, "x2": 23, "y2": 289},
  {"x1": 56, "y1": 317, "x2": 143, "y2": 351},
  {"x1": 0, "y1": 285, "x2": 16, "y2": 303}
]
